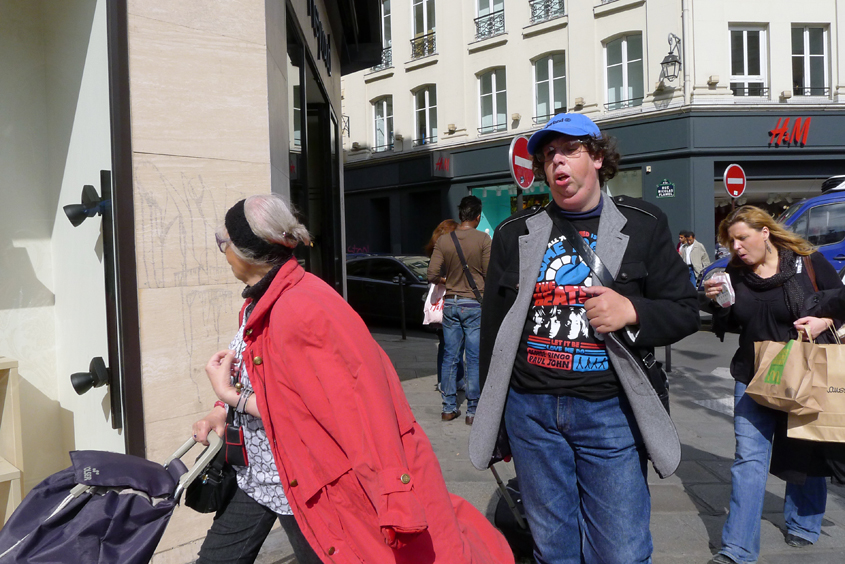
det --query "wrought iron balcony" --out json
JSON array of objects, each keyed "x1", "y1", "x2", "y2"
[
  {"x1": 341, "y1": 115, "x2": 350, "y2": 137},
  {"x1": 477, "y1": 123, "x2": 507, "y2": 135},
  {"x1": 730, "y1": 85, "x2": 769, "y2": 97},
  {"x1": 413, "y1": 136, "x2": 437, "y2": 146},
  {"x1": 372, "y1": 142, "x2": 394, "y2": 153},
  {"x1": 529, "y1": 0, "x2": 565, "y2": 24},
  {"x1": 603, "y1": 97, "x2": 643, "y2": 111},
  {"x1": 410, "y1": 32, "x2": 436, "y2": 59},
  {"x1": 475, "y1": 10, "x2": 505, "y2": 40},
  {"x1": 371, "y1": 47, "x2": 393, "y2": 71},
  {"x1": 793, "y1": 86, "x2": 830, "y2": 97},
  {"x1": 532, "y1": 112, "x2": 566, "y2": 125}
]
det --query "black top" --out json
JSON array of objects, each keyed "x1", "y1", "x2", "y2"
[{"x1": 713, "y1": 251, "x2": 843, "y2": 385}]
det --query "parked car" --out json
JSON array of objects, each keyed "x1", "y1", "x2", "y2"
[
  {"x1": 346, "y1": 254, "x2": 431, "y2": 326},
  {"x1": 698, "y1": 175, "x2": 845, "y2": 296}
]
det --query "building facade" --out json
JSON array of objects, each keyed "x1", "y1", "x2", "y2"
[
  {"x1": 342, "y1": 0, "x2": 845, "y2": 256},
  {"x1": 0, "y1": 0, "x2": 379, "y2": 559}
]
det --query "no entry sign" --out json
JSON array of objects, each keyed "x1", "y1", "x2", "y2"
[
  {"x1": 723, "y1": 164, "x2": 747, "y2": 198},
  {"x1": 509, "y1": 136, "x2": 534, "y2": 189}
]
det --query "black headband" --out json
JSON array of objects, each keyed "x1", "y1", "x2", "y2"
[{"x1": 224, "y1": 199, "x2": 292, "y2": 263}]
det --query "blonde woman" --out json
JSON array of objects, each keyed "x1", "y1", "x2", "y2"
[{"x1": 703, "y1": 206, "x2": 842, "y2": 564}]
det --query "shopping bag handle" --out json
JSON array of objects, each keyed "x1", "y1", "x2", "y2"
[{"x1": 170, "y1": 431, "x2": 223, "y2": 502}]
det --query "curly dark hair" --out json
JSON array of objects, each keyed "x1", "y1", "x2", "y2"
[{"x1": 531, "y1": 134, "x2": 620, "y2": 187}]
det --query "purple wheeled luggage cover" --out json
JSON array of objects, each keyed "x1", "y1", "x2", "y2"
[{"x1": 0, "y1": 450, "x2": 187, "y2": 564}]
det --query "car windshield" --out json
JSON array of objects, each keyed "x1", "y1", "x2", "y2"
[{"x1": 399, "y1": 256, "x2": 430, "y2": 283}]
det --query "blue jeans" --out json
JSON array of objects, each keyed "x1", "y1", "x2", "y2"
[
  {"x1": 436, "y1": 328, "x2": 464, "y2": 390},
  {"x1": 504, "y1": 388, "x2": 652, "y2": 564},
  {"x1": 719, "y1": 381, "x2": 827, "y2": 563},
  {"x1": 441, "y1": 297, "x2": 480, "y2": 415}
]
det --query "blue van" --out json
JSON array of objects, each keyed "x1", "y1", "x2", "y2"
[{"x1": 698, "y1": 175, "x2": 845, "y2": 292}]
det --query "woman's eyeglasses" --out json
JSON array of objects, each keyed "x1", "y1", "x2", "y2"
[
  {"x1": 541, "y1": 140, "x2": 584, "y2": 162},
  {"x1": 215, "y1": 233, "x2": 230, "y2": 253}
]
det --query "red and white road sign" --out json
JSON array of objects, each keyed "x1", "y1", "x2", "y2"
[
  {"x1": 509, "y1": 136, "x2": 535, "y2": 189},
  {"x1": 723, "y1": 164, "x2": 747, "y2": 198}
]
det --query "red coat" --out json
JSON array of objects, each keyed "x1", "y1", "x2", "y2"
[{"x1": 241, "y1": 260, "x2": 514, "y2": 564}]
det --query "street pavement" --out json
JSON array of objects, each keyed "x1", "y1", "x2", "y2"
[{"x1": 257, "y1": 326, "x2": 845, "y2": 564}]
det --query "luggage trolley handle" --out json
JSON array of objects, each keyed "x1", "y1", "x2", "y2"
[
  {"x1": 168, "y1": 430, "x2": 223, "y2": 502},
  {"x1": 490, "y1": 465, "x2": 527, "y2": 530}
]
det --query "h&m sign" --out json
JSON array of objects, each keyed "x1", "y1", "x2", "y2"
[
  {"x1": 768, "y1": 117, "x2": 811, "y2": 147},
  {"x1": 307, "y1": 0, "x2": 332, "y2": 76}
]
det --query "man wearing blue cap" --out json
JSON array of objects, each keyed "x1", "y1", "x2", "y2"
[{"x1": 469, "y1": 113, "x2": 699, "y2": 563}]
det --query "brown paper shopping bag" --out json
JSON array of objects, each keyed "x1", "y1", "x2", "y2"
[
  {"x1": 789, "y1": 343, "x2": 845, "y2": 442},
  {"x1": 746, "y1": 338, "x2": 827, "y2": 415}
]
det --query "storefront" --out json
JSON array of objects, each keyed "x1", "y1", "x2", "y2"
[{"x1": 345, "y1": 109, "x2": 845, "y2": 255}]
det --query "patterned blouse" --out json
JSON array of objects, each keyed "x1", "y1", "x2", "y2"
[{"x1": 229, "y1": 303, "x2": 291, "y2": 515}]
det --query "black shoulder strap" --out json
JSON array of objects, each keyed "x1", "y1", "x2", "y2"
[
  {"x1": 450, "y1": 231, "x2": 483, "y2": 304},
  {"x1": 547, "y1": 212, "x2": 614, "y2": 288}
]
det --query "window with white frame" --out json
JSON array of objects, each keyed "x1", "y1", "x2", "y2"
[
  {"x1": 479, "y1": 69, "x2": 507, "y2": 134},
  {"x1": 476, "y1": 0, "x2": 505, "y2": 39},
  {"x1": 605, "y1": 34, "x2": 643, "y2": 110},
  {"x1": 411, "y1": 0, "x2": 436, "y2": 58},
  {"x1": 414, "y1": 85, "x2": 437, "y2": 145},
  {"x1": 792, "y1": 26, "x2": 828, "y2": 96},
  {"x1": 372, "y1": 0, "x2": 393, "y2": 70},
  {"x1": 534, "y1": 53, "x2": 566, "y2": 123},
  {"x1": 373, "y1": 96, "x2": 393, "y2": 151},
  {"x1": 730, "y1": 26, "x2": 767, "y2": 97}
]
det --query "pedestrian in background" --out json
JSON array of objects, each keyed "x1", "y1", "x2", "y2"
[
  {"x1": 195, "y1": 194, "x2": 514, "y2": 564},
  {"x1": 424, "y1": 220, "x2": 465, "y2": 393},
  {"x1": 469, "y1": 113, "x2": 699, "y2": 564},
  {"x1": 427, "y1": 196, "x2": 491, "y2": 425},
  {"x1": 703, "y1": 205, "x2": 842, "y2": 564},
  {"x1": 685, "y1": 231, "x2": 712, "y2": 285}
]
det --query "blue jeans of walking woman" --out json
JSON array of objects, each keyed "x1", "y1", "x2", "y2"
[
  {"x1": 718, "y1": 381, "x2": 827, "y2": 563},
  {"x1": 505, "y1": 388, "x2": 652, "y2": 564},
  {"x1": 441, "y1": 297, "x2": 480, "y2": 415}
]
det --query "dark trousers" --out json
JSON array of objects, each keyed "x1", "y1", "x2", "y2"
[{"x1": 197, "y1": 487, "x2": 321, "y2": 564}]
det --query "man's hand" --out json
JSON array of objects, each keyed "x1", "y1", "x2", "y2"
[{"x1": 583, "y1": 286, "x2": 639, "y2": 334}]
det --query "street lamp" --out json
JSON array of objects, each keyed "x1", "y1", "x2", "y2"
[{"x1": 660, "y1": 33, "x2": 682, "y2": 82}]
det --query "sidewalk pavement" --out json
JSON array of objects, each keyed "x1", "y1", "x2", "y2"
[{"x1": 258, "y1": 328, "x2": 845, "y2": 564}]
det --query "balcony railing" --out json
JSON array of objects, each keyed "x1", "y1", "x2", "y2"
[
  {"x1": 604, "y1": 97, "x2": 643, "y2": 111},
  {"x1": 529, "y1": 0, "x2": 565, "y2": 24},
  {"x1": 342, "y1": 115, "x2": 350, "y2": 137},
  {"x1": 413, "y1": 136, "x2": 438, "y2": 146},
  {"x1": 372, "y1": 142, "x2": 394, "y2": 153},
  {"x1": 730, "y1": 85, "x2": 770, "y2": 97},
  {"x1": 410, "y1": 32, "x2": 436, "y2": 59},
  {"x1": 475, "y1": 10, "x2": 505, "y2": 40},
  {"x1": 793, "y1": 86, "x2": 830, "y2": 97},
  {"x1": 532, "y1": 112, "x2": 566, "y2": 125},
  {"x1": 371, "y1": 47, "x2": 393, "y2": 71},
  {"x1": 478, "y1": 123, "x2": 508, "y2": 135}
]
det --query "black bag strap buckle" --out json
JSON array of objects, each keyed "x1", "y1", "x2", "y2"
[{"x1": 642, "y1": 352, "x2": 656, "y2": 369}]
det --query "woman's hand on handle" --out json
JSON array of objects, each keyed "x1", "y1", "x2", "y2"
[
  {"x1": 192, "y1": 406, "x2": 226, "y2": 446},
  {"x1": 794, "y1": 316, "x2": 834, "y2": 340}
]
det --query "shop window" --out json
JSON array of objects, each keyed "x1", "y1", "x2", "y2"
[
  {"x1": 414, "y1": 85, "x2": 437, "y2": 146},
  {"x1": 605, "y1": 34, "x2": 643, "y2": 110},
  {"x1": 411, "y1": 0, "x2": 436, "y2": 59},
  {"x1": 476, "y1": 0, "x2": 505, "y2": 40},
  {"x1": 605, "y1": 169, "x2": 642, "y2": 199},
  {"x1": 478, "y1": 68, "x2": 507, "y2": 134},
  {"x1": 792, "y1": 26, "x2": 828, "y2": 97},
  {"x1": 534, "y1": 53, "x2": 566, "y2": 124},
  {"x1": 373, "y1": 96, "x2": 394, "y2": 152},
  {"x1": 730, "y1": 26, "x2": 768, "y2": 97}
]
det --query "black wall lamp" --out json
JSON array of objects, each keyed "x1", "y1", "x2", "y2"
[
  {"x1": 660, "y1": 33, "x2": 682, "y2": 82},
  {"x1": 63, "y1": 171, "x2": 123, "y2": 430}
]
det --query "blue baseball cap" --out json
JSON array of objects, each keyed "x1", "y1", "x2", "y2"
[{"x1": 526, "y1": 113, "x2": 602, "y2": 155}]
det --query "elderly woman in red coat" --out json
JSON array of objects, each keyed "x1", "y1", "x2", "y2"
[{"x1": 193, "y1": 194, "x2": 514, "y2": 564}]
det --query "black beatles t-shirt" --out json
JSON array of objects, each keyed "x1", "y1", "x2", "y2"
[{"x1": 510, "y1": 206, "x2": 620, "y2": 399}]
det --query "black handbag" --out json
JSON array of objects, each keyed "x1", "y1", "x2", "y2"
[{"x1": 185, "y1": 409, "x2": 239, "y2": 514}]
